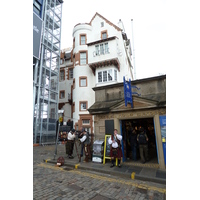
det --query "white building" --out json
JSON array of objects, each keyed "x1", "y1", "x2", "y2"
[{"x1": 59, "y1": 12, "x2": 134, "y2": 133}]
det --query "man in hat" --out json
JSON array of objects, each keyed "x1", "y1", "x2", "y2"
[
  {"x1": 66, "y1": 129, "x2": 76, "y2": 159},
  {"x1": 79, "y1": 129, "x2": 91, "y2": 162},
  {"x1": 137, "y1": 127, "x2": 149, "y2": 163},
  {"x1": 108, "y1": 129, "x2": 122, "y2": 168}
]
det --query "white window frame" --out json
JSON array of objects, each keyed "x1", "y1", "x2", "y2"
[
  {"x1": 80, "y1": 102, "x2": 87, "y2": 110},
  {"x1": 94, "y1": 43, "x2": 109, "y2": 56},
  {"x1": 82, "y1": 119, "x2": 90, "y2": 125},
  {"x1": 80, "y1": 52, "x2": 87, "y2": 65},
  {"x1": 69, "y1": 68, "x2": 73, "y2": 79},
  {"x1": 80, "y1": 78, "x2": 86, "y2": 87},
  {"x1": 97, "y1": 68, "x2": 117, "y2": 83}
]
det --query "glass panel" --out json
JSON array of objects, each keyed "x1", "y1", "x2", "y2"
[
  {"x1": 108, "y1": 69, "x2": 112, "y2": 81},
  {"x1": 80, "y1": 52, "x2": 86, "y2": 65},
  {"x1": 100, "y1": 44, "x2": 104, "y2": 54},
  {"x1": 103, "y1": 71, "x2": 107, "y2": 82},
  {"x1": 81, "y1": 78, "x2": 86, "y2": 86},
  {"x1": 98, "y1": 72, "x2": 102, "y2": 82},
  {"x1": 81, "y1": 35, "x2": 86, "y2": 45}
]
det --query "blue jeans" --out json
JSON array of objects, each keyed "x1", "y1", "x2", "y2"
[{"x1": 131, "y1": 144, "x2": 137, "y2": 161}]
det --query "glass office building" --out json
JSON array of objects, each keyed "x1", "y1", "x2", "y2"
[{"x1": 33, "y1": 0, "x2": 63, "y2": 144}]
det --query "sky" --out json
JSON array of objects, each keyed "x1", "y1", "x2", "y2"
[{"x1": 60, "y1": 0, "x2": 166, "y2": 79}]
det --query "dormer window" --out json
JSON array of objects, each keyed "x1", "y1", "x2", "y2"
[{"x1": 101, "y1": 30, "x2": 107, "y2": 39}]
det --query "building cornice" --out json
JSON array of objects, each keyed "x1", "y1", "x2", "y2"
[{"x1": 87, "y1": 36, "x2": 118, "y2": 46}]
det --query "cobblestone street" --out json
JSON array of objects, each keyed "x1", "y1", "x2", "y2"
[{"x1": 33, "y1": 145, "x2": 166, "y2": 200}]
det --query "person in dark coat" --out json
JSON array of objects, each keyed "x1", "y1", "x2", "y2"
[
  {"x1": 137, "y1": 127, "x2": 149, "y2": 164},
  {"x1": 129, "y1": 127, "x2": 138, "y2": 161}
]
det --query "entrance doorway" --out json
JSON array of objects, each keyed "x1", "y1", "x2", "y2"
[{"x1": 121, "y1": 118, "x2": 158, "y2": 164}]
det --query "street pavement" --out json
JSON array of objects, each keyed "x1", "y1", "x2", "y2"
[{"x1": 33, "y1": 144, "x2": 166, "y2": 200}]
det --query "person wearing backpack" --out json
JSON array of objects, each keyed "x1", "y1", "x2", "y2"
[{"x1": 137, "y1": 127, "x2": 149, "y2": 164}]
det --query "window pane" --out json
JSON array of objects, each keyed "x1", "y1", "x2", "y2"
[
  {"x1": 81, "y1": 103, "x2": 86, "y2": 110},
  {"x1": 98, "y1": 72, "x2": 102, "y2": 82},
  {"x1": 103, "y1": 71, "x2": 107, "y2": 82},
  {"x1": 83, "y1": 119, "x2": 90, "y2": 124},
  {"x1": 100, "y1": 44, "x2": 104, "y2": 54},
  {"x1": 69, "y1": 69, "x2": 73, "y2": 79},
  {"x1": 60, "y1": 91, "x2": 65, "y2": 99},
  {"x1": 108, "y1": 69, "x2": 112, "y2": 81},
  {"x1": 102, "y1": 32, "x2": 107, "y2": 39},
  {"x1": 60, "y1": 70, "x2": 64, "y2": 81},
  {"x1": 81, "y1": 35, "x2": 86, "y2": 45},
  {"x1": 80, "y1": 52, "x2": 86, "y2": 65},
  {"x1": 81, "y1": 78, "x2": 86, "y2": 86},
  {"x1": 114, "y1": 70, "x2": 117, "y2": 81},
  {"x1": 95, "y1": 45, "x2": 99, "y2": 55},
  {"x1": 105, "y1": 43, "x2": 109, "y2": 53}
]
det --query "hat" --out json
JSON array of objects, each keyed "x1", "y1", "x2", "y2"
[{"x1": 71, "y1": 129, "x2": 75, "y2": 133}]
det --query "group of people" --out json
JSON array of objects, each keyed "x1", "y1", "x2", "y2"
[
  {"x1": 65, "y1": 127, "x2": 91, "y2": 162},
  {"x1": 64, "y1": 126, "x2": 149, "y2": 166}
]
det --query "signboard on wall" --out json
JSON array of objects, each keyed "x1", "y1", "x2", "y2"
[
  {"x1": 33, "y1": 12, "x2": 43, "y2": 60},
  {"x1": 123, "y1": 76, "x2": 133, "y2": 108}
]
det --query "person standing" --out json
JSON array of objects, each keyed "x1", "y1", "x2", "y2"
[
  {"x1": 129, "y1": 127, "x2": 138, "y2": 161},
  {"x1": 66, "y1": 129, "x2": 76, "y2": 159},
  {"x1": 79, "y1": 129, "x2": 91, "y2": 162},
  {"x1": 108, "y1": 129, "x2": 123, "y2": 168},
  {"x1": 137, "y1": 127, "x2": 149, "y2": 164}
]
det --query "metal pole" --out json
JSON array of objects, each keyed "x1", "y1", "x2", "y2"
[
  {"x1": 131, "y1": 19, "x2": 136, "y2": 80},
  {"x1": 54, "y1": 122, "x2": 60, "y2": 160}
]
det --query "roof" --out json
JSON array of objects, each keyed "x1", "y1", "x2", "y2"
[
  {"x1": 88, "y1": 99, "x2": 123, "y2": 114},
  {"x1": 89, "y1": 12, "x2": 122, "y2": 32},
  {"x1": 88, "y1": 95, "x2": 166, "y2": 115}
]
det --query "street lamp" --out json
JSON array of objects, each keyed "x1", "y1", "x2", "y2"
[{"x1": 53, "y1": 109, "x2": 64, "y2": 160}]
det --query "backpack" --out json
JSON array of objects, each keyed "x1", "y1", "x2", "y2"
[{"x1": 138, "y1": 133, "x2": 147, "y2": 144}]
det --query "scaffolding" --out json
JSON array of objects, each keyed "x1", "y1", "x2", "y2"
[{"x1": 33, "y1": 0, "x2": 63, "y2": 144}]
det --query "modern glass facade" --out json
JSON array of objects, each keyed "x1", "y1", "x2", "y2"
[{"x1": 33, "y1": 0, "x2": 63, "y2": 144}]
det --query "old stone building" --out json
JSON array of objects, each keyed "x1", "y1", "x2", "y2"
[{"x1": 88, "y1": 75, "x2": 166, "y2": 169}]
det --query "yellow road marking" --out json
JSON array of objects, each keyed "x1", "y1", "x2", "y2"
[
  {"x1": 75, "y1": 164, "x2": 80, "y2": 169},
  {"x1": 37, "y1": 163, "x2": 165, "y2": 194},
  {"x1": 37, "y1": 163, "x2": 64, "y2": 171}
]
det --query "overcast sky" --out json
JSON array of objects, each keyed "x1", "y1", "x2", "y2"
[{"x1": 60, "y1": 0, "x2": 166, "y2": 79}]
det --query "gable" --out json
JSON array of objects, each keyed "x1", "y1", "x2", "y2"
[
  {"x1": 90, "y1": 12, "x2": 122, "y2": 32},
  {"x1": 110, "y1": 96, "x2": 159, "y2": 112}
]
